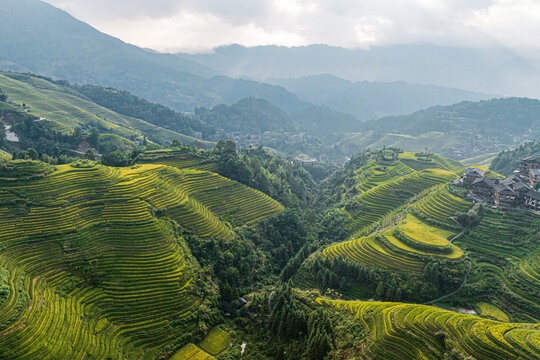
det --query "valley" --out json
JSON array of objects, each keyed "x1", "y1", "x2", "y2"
[{"x1": 0, "y1": 1, "x2": 539, "y2": 359}]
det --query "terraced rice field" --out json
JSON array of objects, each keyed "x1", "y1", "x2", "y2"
[
  {"x1": 398, "y1": 152, "x2": 463, "y2": 172},
  {"x1": 348, "y1": 168, "x2": 457, "y2": 236},
  {"x1": 454, "y1": 209, "x2": 540, "y2": 322},
  {"x1": 171, "y1": 343, "x2": 216, "y2": 360},
  {"x1": 355, "y1": 160, "x2": 415, "y2": 193},
  {"x1": 392, "y1": 214, "x2": 464, "y2": 257},
  {"x1": 318, "y1": 298, "x2": 540, "y2": 360},
  {"x1": 0, "y1": 161, "x2": 282, "y2": 358},
  {"x1": 138, "y1": 150, "x2": 217, "y2": 171},
  {"x1": 198, "y1": 326, "x2": 231, "y2": 355},
  {"x1": 477, "y1": 302, "x2": 510, "y2": 322},
  {"x1": 324, "y1": 214, "x2": 464, "y2": 273},
  {"x1": 323, "y1": 235, "x2": 427, "y2": 274},
  {"x1": 412, "y1": 185, "x2": 472, "y2": 229}
]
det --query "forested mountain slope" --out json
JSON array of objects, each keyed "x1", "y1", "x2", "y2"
[
  {"x1": 194, "y1": 98, "x2": 294, "y2": 134},
  {"x1": 338, "y1": 98, "x2": 540, "y2": 160},
  {"x1": 271, "y1": 74, "x2": 490, "y2": 120}
]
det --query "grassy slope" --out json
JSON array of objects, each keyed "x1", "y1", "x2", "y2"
[
  {"x1": 324, "y1": 153, "x2": 470, "y2": 274},
  {"x1": 318, "y1": 298, "x2": 540, "y2": 360},
  {"x1": 453, "y1": 208, "x2": 540, "y2": 322},
  {"x1": 0, "y1": 72, "x2": 209, "y2": 146},
  {"x1": 320, "y1": 156, "x2": 539, "y2": 359},
  {"x1": 0, "y1": 160, "x2": 282, "y2": 359},
  {"x1": 345, "y1": 152, "x2": 461, "y2": 236},
  {"x1": 462, "y1": 152, "x2": 498, "y2": 168}
]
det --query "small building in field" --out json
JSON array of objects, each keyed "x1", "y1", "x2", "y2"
[
  {"x1": 524, "y1": 189, "x2": 540, "y2": 211},
  {"x1": 493, "y1": 181, "x2": 517, "y2": 207}
]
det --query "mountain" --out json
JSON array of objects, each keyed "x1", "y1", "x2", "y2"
[
  {"x1": 271, "y1": 74, "x2": 490, "y2": 120},
  {"x1": 0, "y1": 71, "x2": 211, "y2": 153},
  {"x1": 313, "y1": 148, "x2": 540, "y2": 325},
  {"x1": 291, "y1": 104, "x2": 363, "y2": 142},
  {"x1": 337, "y1": 97, "x2": 540, "y2": 159},
  {"x1": 195, "y1": 97, "x2": 294, "y2": 134},
  {"x1": 0, "y1": 157, "x2": 283, "y2": 358},
  {"x1": 0, "y1": 0, "x2": 307, "y2": 113},
  {"x1": 0, "y1": 143, "x2": 539, "y2": 359},
  {"x1": 179, "y1": 43, "x2": 540, "y2": 98}
]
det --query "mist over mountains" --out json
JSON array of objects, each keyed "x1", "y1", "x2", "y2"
[
  {"x1": 179, "y1": 43, "x2": 540, "y2": 98},
  {"x1": 0, "y1": 0, "x2": 498, "y2": 123}
]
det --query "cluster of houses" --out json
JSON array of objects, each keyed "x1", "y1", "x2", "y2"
[{"x1": 459, "y1": 156, "x2": 540, "y2": 212}]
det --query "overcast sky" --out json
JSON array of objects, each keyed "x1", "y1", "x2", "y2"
[{"x1": 42, "y1": 0, "x2": 540, "y2": 56}]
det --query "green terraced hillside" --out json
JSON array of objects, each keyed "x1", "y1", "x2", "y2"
[
  {"x1": 324, "y1": 149, "x2": 471, "y2": 276},
  {"x1": 343, "y1": 150, "x2": 463, "y2": 237},
  {"x1": 318, "y1": 298, "x2": 540, "y2": 360},
  {"x1": 0, "y1": 160, "x2": 282, "y2": 359},
  {"x1": 347, "y1": 167, "x2": 457, "y2": 236},
  {"x1": 0, "y1": 71, "x2": 207, "y2": 147},
  {"x1": 411, "y1": 185, "x2": 472, "y2": 230},
  {"x1": 454, "y1": 208, "x2": 540, "y2": 322},
  {"x1": 324, "y1": 213, "x2": 465, "y2": 274},
  {"x1": 137, "y1": 150, "x2": 218, "y2": 172},
  {"x1": 398, "y1": 151, "x2": 464, "y2": 172}
]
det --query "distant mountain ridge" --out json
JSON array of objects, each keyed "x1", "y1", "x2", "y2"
[
  {"x1": 179, "y1": 43, "x2": 540, "y2": 98},
  {"x1": 271, "y1": 74, "x2": 490, "y2": 120},
  {"x1": 337, "y1": 97, "x2": 540, "y2": 159}
]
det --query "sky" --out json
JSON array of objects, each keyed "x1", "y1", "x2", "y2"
[{"x1": 42, "y1": 0, "x2": 540, "y2": 56}]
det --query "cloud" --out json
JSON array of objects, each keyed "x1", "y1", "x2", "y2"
[{"x1": 42, "y1": 0, "x2": 540, "y2": 55}]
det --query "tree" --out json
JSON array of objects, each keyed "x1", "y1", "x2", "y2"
[
  {"x1": 87, "y1": 127, "x2": 100, "y2": 147},
  {"x1": 221, "y1": 282, "x2": 232, "y2": 302},
  {"x1": 84, "y1": 150, "x2": 96, "y2": 161},
  {"x1": 171, "y1": 139, "x2": 182, "y2": 148},
  {"x1": 0, "y1": 89, "x2": 6, "y2": 102},
  {"x1": 101, "y1": 150, "x2": 132, "y2": 167},
  {"x1": 72, "y1": 126, "x2": 83, "y2": 145},
  {"x1": 27, "y1": 148, "x2": 38, "y2": 160}
]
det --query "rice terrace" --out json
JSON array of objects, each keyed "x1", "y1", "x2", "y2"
[{"x1": 1, "y1": 0, "x2": 540, "y2": 359}]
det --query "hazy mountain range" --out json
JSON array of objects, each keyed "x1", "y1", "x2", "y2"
[
  {"x1": 0, "y1": 0, "x2": 495, "y2": 122},
  {"x1": 180, "y1": 43, "x2": 540, "y2": 98}
]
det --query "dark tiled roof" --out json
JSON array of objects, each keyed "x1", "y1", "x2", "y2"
[
  {"x1": 465, "y1": 168, "x2": 485, "y2": 177},
  {"x1": 525, "y1": 189, "x2": 540, "y2": 200},
  {"x1": 512, "y1": 182, "x2": 530, "y2": 192},
  {"x1": 530, "y1": 168, "x2": 540, "y2": 176},
  {"x1": 493, "y1": 183, "x2": 516, "y2": 195},
  {"x1": 472, "y1": 177, "x2": 494, "y2": 186}
]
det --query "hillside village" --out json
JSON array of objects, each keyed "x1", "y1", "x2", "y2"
[{"x1": 461, "y1": 157, "x2": 540, "y2": 212}]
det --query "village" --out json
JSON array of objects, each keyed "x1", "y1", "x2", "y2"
[{"x1": 459, "y1": 156, "x2": 540, "y2": 212}]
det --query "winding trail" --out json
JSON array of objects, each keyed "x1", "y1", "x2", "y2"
[{"x1": 422, "y1": 260, "x2": 472, "y2": 305}]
